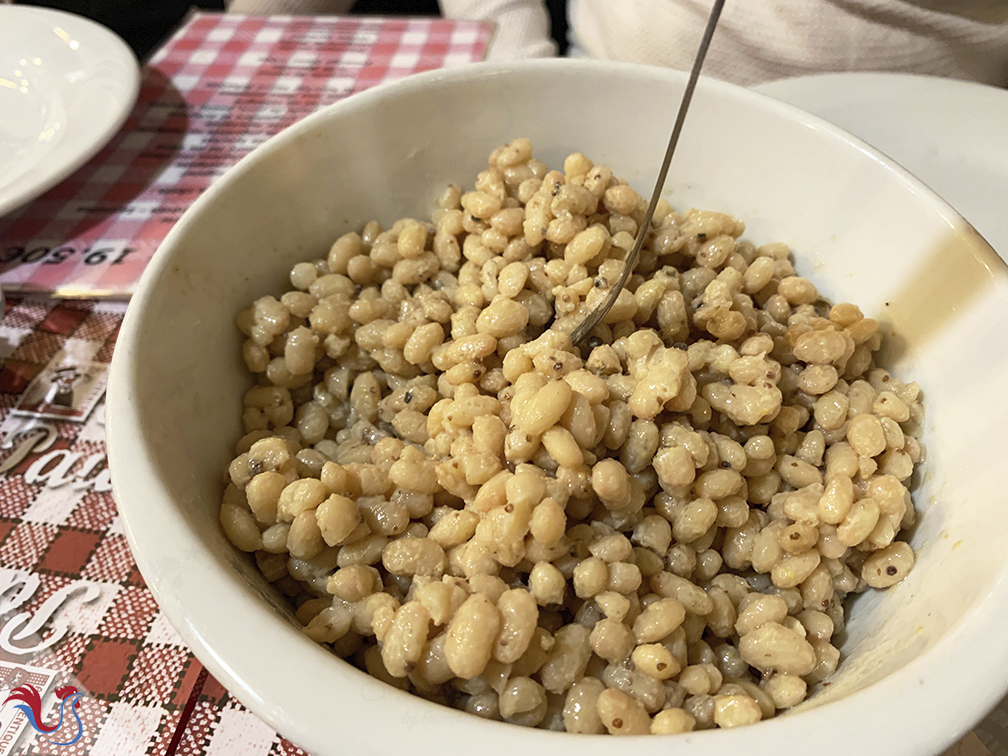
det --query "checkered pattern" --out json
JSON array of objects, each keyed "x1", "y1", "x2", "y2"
[
  {"x1": 978, "y1": 710, "x2": 1008, "y2": 756},
  {"x1": 0, "y1": 296, "x2": 263, "y2": 756},
  {"x1": 0, "y1": 12, "x2": 492, "y2": 299},
  {"x1": 0, "y1": 296, "x2": 190, "y2": 756}
]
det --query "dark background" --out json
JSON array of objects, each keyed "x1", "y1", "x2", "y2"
[{"x1": 17, "y1": 0, "x2": 568, "y2": 61}]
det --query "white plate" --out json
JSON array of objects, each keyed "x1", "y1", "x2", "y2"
[
  {"x1": 754, "y1": 72, "x2": 1008, "y2": 260},
  {"x1": 0, "y1": 6, "x2": 139, "y2": 218}
]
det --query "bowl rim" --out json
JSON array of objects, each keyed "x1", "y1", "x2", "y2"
[{"x1": 107, "y1": 58, "x2": 1008, "y2": 756}]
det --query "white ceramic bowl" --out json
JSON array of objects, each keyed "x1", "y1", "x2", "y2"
[{"x1": 106, "y1": 60, "x2": 1008, "y2": 756}]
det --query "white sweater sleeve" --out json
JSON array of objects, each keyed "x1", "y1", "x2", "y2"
[{"x1": 439, "y1": 0, "x2": 557, "y2": 60}]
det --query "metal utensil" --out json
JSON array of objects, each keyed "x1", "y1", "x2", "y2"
[{"x1": 569, "y1": 0, "x2": 727, "y2": 346}]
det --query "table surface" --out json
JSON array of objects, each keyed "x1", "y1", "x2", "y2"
[{"x1": 0, "y1": 10, "x2": 999, "y2": 756}]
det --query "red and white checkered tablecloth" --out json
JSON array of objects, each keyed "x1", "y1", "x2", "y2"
[
  {"x1": 0, "y1": 294, "x2": 320, "y2": 756},
  {"x1": 0, "y1": 12, "x2": 492, "y2": 299}
]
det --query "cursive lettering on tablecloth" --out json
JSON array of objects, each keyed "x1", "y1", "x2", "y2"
[
  {"x1": 0, "y1": 573, "x2": 100, "y2": 656},
  {"x1": 0, "y1": 423, "x2": 110, "y2": 493}
]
